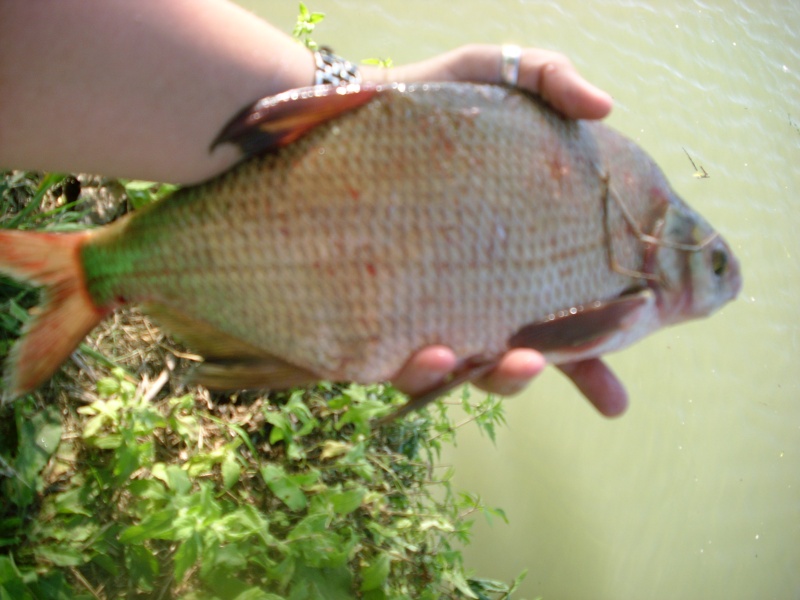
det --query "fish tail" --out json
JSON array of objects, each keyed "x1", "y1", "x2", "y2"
[{"x1": 0, "y1": 229, "x2": 108, "y2": 401}]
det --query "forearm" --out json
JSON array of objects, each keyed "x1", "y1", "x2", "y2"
[
  {"x1": 0, "y1": 2, "x2": 611, "y2": 185},
  {"x1": 0, "y1": 0, "x2": 314, "y2": 184}
]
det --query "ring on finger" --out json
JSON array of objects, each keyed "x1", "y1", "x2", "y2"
[{"x1": 500, "y1": 44, "x2": 522, "y2": 87}]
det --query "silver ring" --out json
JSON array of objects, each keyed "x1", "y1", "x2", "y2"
[{"x1": 500, "y1": 44, "x2": 522, "y2": 87}]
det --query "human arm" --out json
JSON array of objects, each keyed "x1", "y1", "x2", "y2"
[
  {"x1": 0, "y1": 0, "x2": 625, "y2": 416},
  {"x1": 0, "y1": 3, "x2": 611, "y2": 182}
]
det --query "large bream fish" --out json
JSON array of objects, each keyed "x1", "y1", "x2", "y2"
[{"x1": 0, "y1": 82, "x2": 741, "y2": 410}]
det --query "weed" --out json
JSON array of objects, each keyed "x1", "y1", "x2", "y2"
[{"x1": 0, "y1": 169, "x2": 526, "y2": 598}]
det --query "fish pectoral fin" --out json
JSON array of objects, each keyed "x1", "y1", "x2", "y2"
[
  {"x1": 192, "y1": 357, "x2": 318, "y2": 392},
  {"x1": 376, "y1": 355, "x2": 499, "y2": 425},
  {"x1": 507, "y1": 289, "x2": 654, "y2": 353},
  {"x1": 210, "y1": 83, "x2": 379, "y2": 156}
]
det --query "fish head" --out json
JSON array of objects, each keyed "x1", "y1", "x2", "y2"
[{"x1": 647, "y1": 194, "x2": 742, "y2": 325}]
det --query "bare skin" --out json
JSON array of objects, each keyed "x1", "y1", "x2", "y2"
[{"x1": 0, "y1": 0, "x2": 627, "y2": 417}]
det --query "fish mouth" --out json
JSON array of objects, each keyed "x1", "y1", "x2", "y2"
[
  {"x1": 672, "y1": 237, "x2": 743, "y2": 322},
  {"x1": 725, "y1": 249, "x2": 743, "y2": 300}
]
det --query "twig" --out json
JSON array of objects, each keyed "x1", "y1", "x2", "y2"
[
  {"x1": 141, "y1": 367, "x2": 170, "y2": 404},
  {"x1": 69, "y1": 567, "x2": 104, "y2": 600},
  {"x1": 71, "y1": 351, "x2": 99, "y2": 383},
  {"x1": 682, "y1": 147, "x2": 710, "y2": 178}
]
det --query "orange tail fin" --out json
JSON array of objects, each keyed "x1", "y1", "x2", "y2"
[{"x1": 0, "y1": 229, "x2": 108, "y2": 401}]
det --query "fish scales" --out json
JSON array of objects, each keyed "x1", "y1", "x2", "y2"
[{"x1": 81, "y1": 84, "x2": 657, "y2": 382}]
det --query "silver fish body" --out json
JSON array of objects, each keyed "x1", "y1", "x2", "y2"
[{"x1": 1, "y1": 82, "x2": 741, "y2": 399}]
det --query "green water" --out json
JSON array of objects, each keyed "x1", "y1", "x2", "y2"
[{"x1": 246, "y1": 1, "x2": 799, "y2": 597}]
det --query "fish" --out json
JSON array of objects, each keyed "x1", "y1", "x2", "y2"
[{"x1": 0, "y1": 82, "x2": 741, "y2": 414}]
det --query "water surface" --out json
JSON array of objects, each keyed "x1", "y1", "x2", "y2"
[{"x1": 245, "y1": 2, "x2": 799, "y2": 597}]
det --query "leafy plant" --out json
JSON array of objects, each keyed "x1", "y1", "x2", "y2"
[
  {"x1": 292, "y1": 2, "x2": 325, "y2": 50},
  {"x1": 119, "y1": 180, "x2": 178, "y2": 210},
  {"x1": 361, "y1": 57, "x2": 394, "y2": 69},
  {"x1": 0, "y1": 360, "x2": 524, "y2": 598}
]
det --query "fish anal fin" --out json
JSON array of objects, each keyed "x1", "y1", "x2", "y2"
[
  {"x1": 192, "y1": 358, "x2": 318, "y2": 392},
  {"x1": 142, "y1": 303, "x2": 319, "y2": 392},
  {"x1": 210, "y1": 83, "x2": 379, "y2": 156},
  {"x1": 508, "y1": 289, "x2": 653, "y2": 354},
  {"x1": 0, "y1": 230, "x2": 106, "y2": 400},
  {"x1": 143, "y1": 302, "x2": 267, "y2": 361},
  {"x1": 377, "y1": 355, "x2": 499, "y2": 425}
]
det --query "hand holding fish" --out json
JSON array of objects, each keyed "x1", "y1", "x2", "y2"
[
  {"x1": 365, "y1": 44, "x2": 613, "y2": 120},
  {"x1": 378, "y1": 46, "x2": 624, "y2": 417}
]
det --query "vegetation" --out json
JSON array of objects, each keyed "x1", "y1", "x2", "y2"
[{"x1": 0, "y1": 178, "x2": 526, "y2": 599}]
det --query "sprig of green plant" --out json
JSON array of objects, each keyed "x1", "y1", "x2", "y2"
[
  {"x1": 119, "y1": 180, "x2": 178, "y2": 211},
  {"x1": 362, "y1": 57, "x2": 394, "y2": 69},
  {"x1": 292, "y1": 2, "x2": 325, "y2": 50}
]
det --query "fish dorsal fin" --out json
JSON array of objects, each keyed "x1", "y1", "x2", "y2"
[
  {"x1": 210, "y1": 83, "x2": 379, "y2": 156},
  {"x1": 142, "y1": 303, "x2": 318, "y2": 391},
  {"x1": 507, "y1": 289, "x2": 653, "y2": 353}
]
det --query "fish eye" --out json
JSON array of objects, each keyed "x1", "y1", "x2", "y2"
[{"x1": 711, "y1": 249, "x2": 728, "y2": 277}]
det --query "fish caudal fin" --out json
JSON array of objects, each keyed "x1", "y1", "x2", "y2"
[{"x1": 0, "y1": 229, "x2": 107, "y2": 401}]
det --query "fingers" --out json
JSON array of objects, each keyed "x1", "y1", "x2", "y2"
[
  {"x1": 370, "y1": 44, "x2": 612, "y2": 122},
  {"x1": 391, "y1": 346, "x2": 545, "y2": 398},
  {"x1": 558, "y1": 358, "x2": 629, "y2": 417},
  {"x1": 392, "y1": 347, "x2": 628, "y2": 419},
  {"x1": 471, "y1": 348, "x2": 546, "y2": 396},
  {"x1": 391, "y1": 345, "x2": 457, "y2": 397},
  {"x1": 516, "y1": 49, "x2": 613, "y2": 120}
]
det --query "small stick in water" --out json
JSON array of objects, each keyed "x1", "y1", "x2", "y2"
[{"x1": 682, "y1": 147, "x2": 710, "y2": 179}]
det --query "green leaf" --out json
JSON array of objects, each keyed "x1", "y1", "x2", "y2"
[
  {"x1": 119, "y1": 509, "x2": 177, "y2": 543},
  {"x1": 162, "y1": 464, "x2": 191, "y2": 494},
  {"x1": 53, "y1": 488, "x2": 92, "y2": 516},
  {"x1": 232, "y1": 589, "x2": 286, "y2": 600},
  {"x1": 329, "y1": 487, "x2": 365, "y2": 515},
  {"x1": 0, "y1": 555, "x2": 28, "y2": 599},
  {"x1": 261, "y1": 464, "x2": 307, "y2": 511},
  {"x1": 289, "y1": 565, "x2": 352, "y2": 600},
  {"x1": 335, "y1": 398, "x2": 389, "y2": 432},
  {"x1": 221, "y1": 455, "x2": 241, "y2": 490},
  {"x1": 124, "y1": 544, "x2": 159, "y2": 593},
  {"x1": 34, "y1": 544, "x2": 85, "y2": 567},
  {"x1": 443, "y1": 569, "x2": 479, "y2": 599},
  {"x1": 419, "y1": 518, "x2": 454, "y2": 532},
  {"x1": 8, "y1": 403, "x2": 61, "y2": 507},
  {"x1": 360, "y1": 552, "x2": 391, "y2": 591},
  {"x1": 121, "y1": 180, "x2": 178, "y2": 210},
  {"x1": 95, "y1": 376, "x2": 120, "y2": 397},
  {"x1": 127, "y1": 479, "x2": 169, "y2": 501},
  {"x1": 173, "y1": 532, "x2": 201, "y2": 582},
  {"x1": 286, "y1": 514, "x2": 354, "y2": 569},
  {"x1": 89, "y1": 433, "x2": 122, "y2": 449},
  {"x1": 361, "y1": 57, "x2": 394, "y2": 68},
  {"x1": 319, "y1": 440, "x2": 351, "y2": 460}
]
